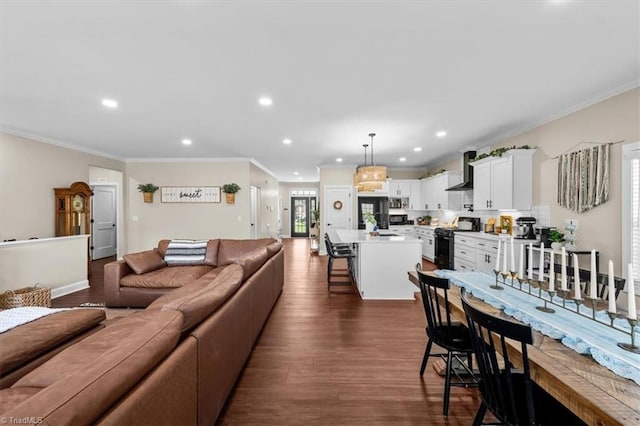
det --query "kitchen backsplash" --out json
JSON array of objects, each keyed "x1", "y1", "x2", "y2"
[{"x1": 404, "y1": 205, "x2": 551, "y2": 228}]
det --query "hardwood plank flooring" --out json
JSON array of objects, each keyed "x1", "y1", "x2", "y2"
[
  {"x1": 50, "y1": 240, "x2": 480, "y2": 424},
  {"x1": 217, "y1": 238, "x2": 479, "y2": 424}
]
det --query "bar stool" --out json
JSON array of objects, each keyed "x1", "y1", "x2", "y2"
[{"x1": 324, "y1": 233, "x2": 355, "y2": 292}]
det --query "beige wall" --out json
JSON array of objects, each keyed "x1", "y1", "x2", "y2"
[
  {"x1": 0, "y1": 132, "x2": 124, "y2": 241},
  {"x1": 492, "y1": 88, "x2": 639, "y2": 272},
  {"x1": 125, "y1": 160, "x2": 255, "y2": 253}
]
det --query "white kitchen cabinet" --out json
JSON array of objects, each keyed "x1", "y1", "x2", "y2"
[
  {"x1": 415, "y1": 227, "x2": 435, "y2": 261},
  {"x1": 388, "y1": 179, "x2": 412, "y2": 198},
  {"x1": 475, "y1": 238, "x2": 500, "y2": 273},
  {"x1": 409, "y1": 180, "x2": 422, "y2": 210},
  {"x1": 420, "y1": 172, "x2": 462, "y2": 211},
  {"x1": 472, "y1": 149, "x2": 535, "y2": 210},
  {"x1": 453, "y1": 232, "x2": 530, "y2": 274}
]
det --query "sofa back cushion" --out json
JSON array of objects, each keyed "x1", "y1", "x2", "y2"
[
  {"x1": 7, "y1": 310, "x2": 183, "y2": 425},
  {"x1": 147, "y1": 264, "x2": 244, "y2": 332},
  {"x1": 123, "y1": 250, "x2": 166, "y2": 274},
  {"x1": 217, "y1": 238, "x2": 276, "y2": 266}
]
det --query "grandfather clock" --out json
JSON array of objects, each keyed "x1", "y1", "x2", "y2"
[{"x1": 54, "y1": 181, "x2": 93, "y2": 275}]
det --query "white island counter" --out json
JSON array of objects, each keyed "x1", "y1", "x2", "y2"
[{"x1": 328, "y1": 229, "x2": 422, "y2": 300}]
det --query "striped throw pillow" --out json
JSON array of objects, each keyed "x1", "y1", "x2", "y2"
[{"x1": 164, "y1": 239, "x2": 208, "y2": 265}]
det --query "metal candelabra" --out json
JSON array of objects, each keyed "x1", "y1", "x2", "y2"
[{"x1": 492, "y1": 269, "x2": 639, "y2": 354}]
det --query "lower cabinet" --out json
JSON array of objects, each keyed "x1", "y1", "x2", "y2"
[
  {"x1": 416, "y1": 227, "x2": 435, "y2": 262},
  {"x1": 454, "y1": 232, "x2": 529, "y2": 273}
]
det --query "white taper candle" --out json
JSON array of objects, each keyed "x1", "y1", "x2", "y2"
[
  {"x1": 573, "y1": 254, "x2": 581, "y2": 299},
  {"x1": 495, "y1": 239, "x2": 501, "y2": 271},
  {"x1": 548, "y1": 251, "x2": 555, "y2": 292},
  {"x1": 561, "y1": 247, "x2": 567, "y2": 291},
  {"x1": 538, "y1": 243, "x2": 545, "y2": 281},
  {"x1": 502, "y1": 239, "x2": 508, "y2": 274},
  {"x1": 510, "y1": 238, "x2": 515, "y2": 272},
  {"x1": 519, "y1": 244, "x2": 524, "y2": 278},
  {"x1": 590, "y1": 250, "x2": 597, "y2": 299},
  {"x1": 608, "y1": 260, "x2": 616, "y2": 314},
  {"x1": 528, "y1": 242, "x2": 533, "y2": 279},
  {"x1": 628, "y1": 263, "x2": 637, "y2": 319}
]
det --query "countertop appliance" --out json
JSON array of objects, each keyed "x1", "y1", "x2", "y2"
[
  {"x1": 456, "y1": 216, "x2": 481, "y2": 232},
  {"x1": 514, "y1": 217, "x2": 537, "y2": 239},
  {"x1": 357, "y1": 196, "x2": 389, "y2": 230},
  {"x1": 389, "y1": 214, "x2": 409, "y2": 225}
]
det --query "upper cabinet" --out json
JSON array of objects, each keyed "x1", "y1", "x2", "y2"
[
  {"x1": 472, "y1": 149, "x2": 535, "y2": 211},
  {"x1": 420, "y1": 172, "x2": 462, "y2": 211},
  {"x1": 387, "y1": 179, "x2": 412, "y2": 198}
]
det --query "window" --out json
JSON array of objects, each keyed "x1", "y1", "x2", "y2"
[{"x1": 623, "y1": 142, "x2": 640, "y2": 292}]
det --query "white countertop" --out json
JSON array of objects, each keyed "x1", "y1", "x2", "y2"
[
  {"x1": 453, "y1": 231, "x2": 538, "y2": 243},
  {"x1": 329, "y1": 229, "x2": 421, "y2": 244}
]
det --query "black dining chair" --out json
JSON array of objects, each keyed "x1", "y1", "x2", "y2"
[
  {"x1": 324, "y1": 233, "x2": 356, "y2": 292},
  {"x1": 416, "y1": 269, "x2": 477, "y2": 416},
  {"x1": 460, "y1": 288, "x2": 586, "y2": 426}
]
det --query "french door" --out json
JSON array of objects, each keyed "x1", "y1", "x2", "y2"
[{"x1": 291, "y1": 196, "x2": 317, "y2": 237}]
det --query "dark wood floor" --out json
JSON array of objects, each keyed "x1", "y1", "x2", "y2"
[{"x1": 52, "y1": 240, "x2": 480, "y2": 424}]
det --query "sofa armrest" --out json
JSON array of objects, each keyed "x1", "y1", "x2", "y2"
[{"x1": 104, "y1": 260, "x2": 133, "y2": 306}]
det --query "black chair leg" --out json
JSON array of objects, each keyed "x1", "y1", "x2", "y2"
[
  {"x1": 467, "y1": 352, "x2": 473, "y2": 373},
  {"x1": 472, "y1": 402, "x2": 487, "y2": 426},
  {"x1": 443, "y1": 350, "x2": 453, "y2": 416},
  {"x1": 327, "y1": 257, "x2": 334, "y2": 287},
  {"x1": 419, "y1": 338, "x2": 433, "y2": 376}
]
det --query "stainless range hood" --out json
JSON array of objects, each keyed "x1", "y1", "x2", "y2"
[{"x1": 446, "y1": 151, "x2": 476, "y2": 191}]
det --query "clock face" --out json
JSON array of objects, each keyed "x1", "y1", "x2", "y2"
[{"x1": 72, "y1": 195, "x2": 85, "y2": 212}]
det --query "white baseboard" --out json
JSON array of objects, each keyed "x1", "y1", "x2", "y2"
[{"x1": 51, "y1": 280, "x2": 89, "y2": 299}]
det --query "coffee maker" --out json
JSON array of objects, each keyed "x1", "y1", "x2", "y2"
[{"x1": 514, "y1": 217, "x2": 537, "y2": 239}]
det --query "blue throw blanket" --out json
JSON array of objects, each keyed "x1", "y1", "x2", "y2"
[{"x1": 164, "y1": 239, "x2": 207, "y2": 265}]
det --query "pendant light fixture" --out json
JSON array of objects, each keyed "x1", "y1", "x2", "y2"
[{"x1": 354, "y1": 133, "x2": 387, "y2": 192}]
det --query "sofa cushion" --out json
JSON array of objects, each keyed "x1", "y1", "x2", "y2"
[
  {"x1": 157, "y1": 240, "x2": 171, "y2": 258},
  {"x1": 203, "y1": 239, "x2": 221, "y2": 267},
  {"x1": 266, "y1": 240, "x2": 283, "y2": 257},
  {"x1": 123, "y1": 250, "x2": 166, "y2": 274},
  {"x1": 235, "y1": 246, "x2": 270, "y2": 280},
  {"x1": 147, "y1": 264, "x2": 243, "y2": 332},
  {"x1": 0, "y1": 387, "x2": 41, "y2": 415},
  {"x1": 217, "y1": 238, "x2": 276, "y2": 266},
  {"x1": 120, "y1": 265, "x2": 213, "y2": 288},
  {"x1": 0, "y1": 309, "x2": 105, "y2": 376},
  {"x1": 4, "y1": 310, "x2": 183, "y2": 425}
]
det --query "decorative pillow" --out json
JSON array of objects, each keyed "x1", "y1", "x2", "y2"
[
  {"x1": 164, "y1": 239, "x2": 208, "y2": 266},
  {"x1": 123, "y1": 250, "x2": 166, "y2": 275}
]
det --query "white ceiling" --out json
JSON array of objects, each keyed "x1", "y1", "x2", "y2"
[{"x1": 1, "y1": 1, "x2": 638, "y2": 182}]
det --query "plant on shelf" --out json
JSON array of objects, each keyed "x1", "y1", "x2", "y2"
[
  {"x1": 137, "y1": 183, "x2": 159, "y2": 203},
  {"x1": 548, "y1": 229, "x2": 565, "y2": 250},
  {"x1": 470, "y1": 145, "x2": 535, "y2": 162},
  {"x1": 420, "y1": 168, "x2": 446, "y2": 179},
  {"x1": 222, "y1": 183, "x2": 241, "y2": 204}
]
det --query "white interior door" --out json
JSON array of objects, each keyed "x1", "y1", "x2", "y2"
[
  {"x1": 92, "y1": 185, "x2": 117, "y2": 259},
  {"x1": 323, "y1": 185, "x2": 352, "y2": 234}
]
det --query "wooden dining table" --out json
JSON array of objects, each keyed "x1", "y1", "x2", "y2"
[{"x1": 407, "y1": 270, "x2": 640, "y2": 426}]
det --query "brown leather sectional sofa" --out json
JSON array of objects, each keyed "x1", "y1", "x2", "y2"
[{"x1": 0, "y1": 238, "x2": 284, "y2": 425}]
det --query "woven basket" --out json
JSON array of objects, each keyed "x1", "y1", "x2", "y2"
[{"x1": 0, "y1": 284, "x2": 51, "y2": 309}]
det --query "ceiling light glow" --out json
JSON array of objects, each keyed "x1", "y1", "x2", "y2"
[
  {"x1": 399, "y1": 157, "x2": 406, "y2": 162},
  {"x1": 336, "y1": 158, "x2": 343, "y2": 162},
  {"x1": 182, "y1": 139, "x2": 192, "y2": 145},
  {"x1": 258, "y1": 97, "x2": 273, "y2": 106},
  {"x1": 436, "y1": 131, "x2": 447, "y2": 137},
  {"x1": 102, "y1": 99, "x2": 118, "y2": 108},
  {"x1": 413, "y1": 147, "x2": 422, "y2": 152},
  {"x1": 293, "y1": 171, "x2": 299, "y2": 175},
  {"x1": 283, "y1": 138, "x2": 292, "y2": 145}
]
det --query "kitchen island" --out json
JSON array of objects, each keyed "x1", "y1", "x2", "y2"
[{"x1": 328, "y1": 229, "x2": 422, "y2": 300}]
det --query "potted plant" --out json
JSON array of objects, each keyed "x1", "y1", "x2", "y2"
[
  {"x1": 548, "y1": 229, "x2": 565, "y2": 250},
  {"x1": 222, "y1": 183, "x2": 241, "y2": 204},
  {"x1": 363, "y1": 211, "x2": 377, "y2": 233},
  {"x1": 137, "y1": 183, "x2": 159, "y2": 203}
]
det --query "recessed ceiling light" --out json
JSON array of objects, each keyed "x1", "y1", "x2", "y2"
[
  {"x1": 297, "y1": 177, "x2": 303, "y2": 180},
  {"x1": 182, "y1": 139, "x2": 192, "y2": 146},
  {"x1": 436, "y1": 131, "x2": 447, "y2": 138},
  {"x1": 258, "y1": 97, "x2": 273, "y2": 106},
  {"x1": 283, "y1": 138, "x2": 292, "y2": 145},
  {"x1": 101, "y1": 99, "x2": 118, "y2": 108},
  {"x1": 399, "y1": 157, "x2": 407, "y2": 162},
  {"x1": 414, "y1": 147, "x2": 422, "y2": 152},
  {"x1": 336, "y1": 158, "x2": 343, "y2": 162},
  {"x1": 293, "y1": 171, "x2": 299, "y2": 175}
]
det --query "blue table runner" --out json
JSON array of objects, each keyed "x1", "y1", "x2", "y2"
[{"x1": 436, "y1": 270, "x2": 640, "y2": 386}]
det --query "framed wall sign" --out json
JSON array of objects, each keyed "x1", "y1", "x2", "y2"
[{"x1": 161, "y1": 186, "x2": 221, "y2": 203}]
